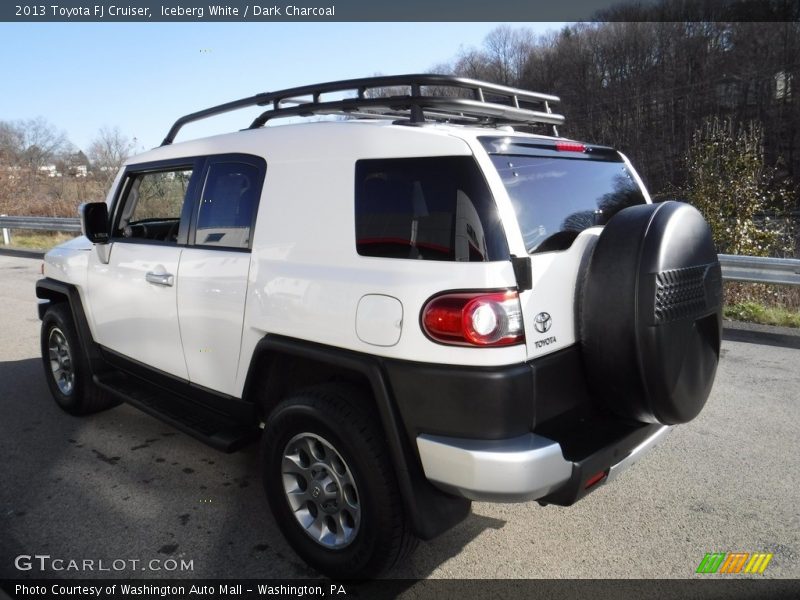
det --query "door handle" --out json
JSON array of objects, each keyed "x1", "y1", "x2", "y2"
[{"x1": 145, "y1": 271, "x2": 174, "y2": 287}]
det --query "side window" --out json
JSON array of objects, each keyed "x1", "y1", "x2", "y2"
[
  {"x1": 114, "y1": 168, "x2": 193, "y2": 244},
  {"x1": 355, "y1": 156, "x2": 508, "y2": 262},
  {"x1": 195, "y1": 162, "x2": 262, "y2": 250}
]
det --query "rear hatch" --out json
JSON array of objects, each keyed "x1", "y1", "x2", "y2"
[{"x1": 480, "y1": 136, "x2": 649, "y2": 359}]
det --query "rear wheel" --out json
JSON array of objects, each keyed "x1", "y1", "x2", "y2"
[
  {"x1": 40, "y1": 303, "x2": 118, "y2": 415},
  {"x1": 261, "y1": 383, "x2": 417, "y2": 578}
]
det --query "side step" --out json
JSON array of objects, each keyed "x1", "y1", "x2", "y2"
[{"x1": 94, "y1": 372, "x2": 257, "y2": 453}]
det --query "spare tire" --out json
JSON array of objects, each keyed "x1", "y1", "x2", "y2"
[{"x1": 580, "y1": 201, "x2": 723, "y2": 425}]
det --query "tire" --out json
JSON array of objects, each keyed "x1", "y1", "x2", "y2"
[
  {"x1": 580, "y1": 201, "x2": 723, "y2": 425},
  {"x1": 261, "y1": 383, "x2": 417, "y2": 579},
  {"x1": 40, "y1": 303, "x2": 118, "y2": 415}
]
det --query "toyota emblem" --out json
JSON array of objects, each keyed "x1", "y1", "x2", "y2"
[{"x1": 534, "y1": 312, "x2": 552, "y2": 333}]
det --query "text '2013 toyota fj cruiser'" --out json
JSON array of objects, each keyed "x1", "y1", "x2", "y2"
[{"x1": 37, "y1": 75, "x2": 723, "y2": 578}]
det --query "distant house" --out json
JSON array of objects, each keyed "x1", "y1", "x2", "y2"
[
  {"x1": 39, "y1": 164, "x2": 61, "y2": 177},
  {"x1": 64, "y1": 151, "x2": 90, "y2": 177}
]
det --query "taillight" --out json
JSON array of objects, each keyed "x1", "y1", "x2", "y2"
[
  {"x1": 555, "y1": 141, "x2": 586, "y2": 153},
  {"x1": 584, "y1": 470, "x2": 608, "y2": 490},
  {"x1": 422, "y1": 290, "x2": 524, "y2": 347}
]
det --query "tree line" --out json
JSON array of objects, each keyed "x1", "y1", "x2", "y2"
[
  {"x1": 0, "y1": 119, "x2": 136, "y2": 216},
  {"x1": 1, "y1": 3, "x2": 797, "y2": 255},
  {"x1": 436, "y1": 19, "x2": 799, "y2": 203}
]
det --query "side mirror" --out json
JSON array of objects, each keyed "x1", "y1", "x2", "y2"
[{"x1": 80, "y1": 202, "x2": 110, "y2": 244}]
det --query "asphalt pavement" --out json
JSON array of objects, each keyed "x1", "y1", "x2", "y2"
[{"x1": 0, "y1": 253, "x2": 798, "y2": 585}]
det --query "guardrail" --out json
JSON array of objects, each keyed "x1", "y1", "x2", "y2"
[
  {"x1": 0, "y1": 215, "x2": 81, "y2": 245},
  {"x1": 1, "y1": 216, "x2": 799, "y2": 286},
  {"x1": 718, "y1": 254, "x2": 800, "y2": 286}
]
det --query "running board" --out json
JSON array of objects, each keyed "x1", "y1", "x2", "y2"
[{"x1": 93, "y1": 372, "x2": 257, "y2": 452}]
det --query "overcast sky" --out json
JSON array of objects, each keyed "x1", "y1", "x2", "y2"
[{"x1": 1, "y1": 22, "x2": 566, "y2": 152}]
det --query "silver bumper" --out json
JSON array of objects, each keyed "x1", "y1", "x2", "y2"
[
  {"x1": 604, "y1": 424, "x2": 673, "y2": 483},
  {"x1": 416, "y1": 425, "x2": 673, "y2": 502}
]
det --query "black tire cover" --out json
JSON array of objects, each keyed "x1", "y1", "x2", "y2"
[{"x1": 580, "y1": 201, "x2": 723, "y2": 425}]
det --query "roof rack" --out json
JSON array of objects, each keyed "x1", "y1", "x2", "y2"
[{"x1": 161, "y1": 74, "x2": 564, "y2": 146}]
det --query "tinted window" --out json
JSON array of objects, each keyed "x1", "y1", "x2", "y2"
[
  {"x1": 196, "y1": 162, "x2": 261, "y2": 249},
  {"x1": 115, "y1": 168, "x2": 193, "y2": 243},
  {"x1": 483, "y1": 138, "x2": 646, "y2": 253},
  {"x1": 355, "y1": 156, "x2": 508, "y2": 262}
]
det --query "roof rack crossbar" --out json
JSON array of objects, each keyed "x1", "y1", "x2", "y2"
[{"x1": 161, "y1": 74, "x2": 564, "y2": 146}]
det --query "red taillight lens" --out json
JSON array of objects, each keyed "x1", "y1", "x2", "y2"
[
  {"x1": 584, "y1": 470, "x2": 608, "y2": 490},
  {"x1": 555, "y1": 141, "x2": 586, "y2": 153},
  {"x1": 422, "y1": 291, "x2": 524, "y2": 347}
]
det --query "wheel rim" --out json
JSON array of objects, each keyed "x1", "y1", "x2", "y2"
[
  {"x1": 48, "y1": 327, "x2": 75, "y2": 396},
  {"x1": 281, "y1": 432, "x2": 361, "y2": 549}
]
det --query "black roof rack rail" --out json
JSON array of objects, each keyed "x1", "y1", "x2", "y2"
[{"x1": 161, "y1": 74, "x2": 564, "y2": 146}]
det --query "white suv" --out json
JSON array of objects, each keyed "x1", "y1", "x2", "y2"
[{"x1": 36, "y1": 75, "x2": 723, "y2": 578}]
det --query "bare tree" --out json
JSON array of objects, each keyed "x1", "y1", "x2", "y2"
[
  {"x1": 428, "y1": 10, "x2": 800, "y2": 206},
  {"x1": 88, "y1": 126, "x2": 136, "y2": 185},
  {"x1": 0, "y1": 117, "x2": 68, "y2": 173},
  {"x1": 428, "y1": 62, "x2": 454, "y2": 76},
  {"x1": 453, "y1": 46, "x2": 492, "y2": 81},
  {"x1": 0, "y1": 121, "x2": 24, "y2": 165},
  {"x1": 19, "y1": 117, "x2": 69, "y2": 173},
  {"x1": 483, "y1": 25, "x2": 534, "y2": 86}
]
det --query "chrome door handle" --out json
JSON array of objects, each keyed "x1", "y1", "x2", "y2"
[{"x1": 145, "y1": 271, "x2": 174, "y2": 286}]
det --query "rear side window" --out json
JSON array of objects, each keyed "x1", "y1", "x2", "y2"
[
  {"x1": 355, "y1": 156, "x2": 508, "y2": 262},
  {"x1": 195, "y1": 161, "x2": 262, "y2": 249},
  {"x1": 482, "y1": 137, "x2": 647, "y2": 254}
]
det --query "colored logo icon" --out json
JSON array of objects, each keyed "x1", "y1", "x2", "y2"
[{"x1": 696, "y1": 552, "x2": 773, "y2": 574}]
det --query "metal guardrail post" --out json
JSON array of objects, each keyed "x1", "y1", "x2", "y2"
[{"x1": 1, "y1": 214, "x2": 10, "y2": 245}]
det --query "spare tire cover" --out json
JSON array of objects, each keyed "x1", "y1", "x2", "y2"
[{"x1": 580, "y1": 201, "x2": 723, "y2": 425}]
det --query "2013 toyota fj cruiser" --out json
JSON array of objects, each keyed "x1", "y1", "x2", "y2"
[{"x1": 36, "y1": 75, "x2": 723, "y2": 578}]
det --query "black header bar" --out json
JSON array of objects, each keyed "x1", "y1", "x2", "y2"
[
  {"x1": 2, "y1": 0, "x2": 798, "y2": 22},
  {"x1": 2, "y1": 579, "x2": 800, "y2": 600}
]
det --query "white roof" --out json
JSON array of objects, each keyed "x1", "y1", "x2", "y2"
[{"x1": 127, "y1": 120, "x2": 562, "y2": 166}]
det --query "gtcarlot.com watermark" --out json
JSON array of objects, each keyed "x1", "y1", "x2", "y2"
[{"x1": 14, "y1": 554, "x2": 194, "y2": 573}]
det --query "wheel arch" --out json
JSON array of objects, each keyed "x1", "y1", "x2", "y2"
[
  {"x1": 36, "y1": 281, "x2": 69, "y2": 320},
  {"x1": 241, "y1": 334, "x2": 471, "y2": 540},
  {"x1": 36, "y1": 278, "x2": 105, "y2": 375}
]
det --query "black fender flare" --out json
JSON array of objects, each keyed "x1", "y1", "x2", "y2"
[
  {"x1": 36, "y1": 278, "x2": 107, "y2": 376},
  {"x1": 242, "y1": 334, "x2": 471, "y2": 540}
]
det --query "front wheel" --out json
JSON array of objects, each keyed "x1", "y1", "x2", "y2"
[
  {"x1": 40, "y1": 303, "x2": 118, "y2": 415},
  {"x1": 261, "y1": 384, "x2": 417, "y2": 579}
]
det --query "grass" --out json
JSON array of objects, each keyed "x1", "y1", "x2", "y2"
[
  {"x1": 724, "y1": 301, "x2": 800, "y2": 328},
  {"x1": 2, "y1": 231, "x2": 77, "y2": 250}
]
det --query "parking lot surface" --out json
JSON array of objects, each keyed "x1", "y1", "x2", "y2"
[{"x1": 1, "y1": 254, "x2": 798, "y2": 581}]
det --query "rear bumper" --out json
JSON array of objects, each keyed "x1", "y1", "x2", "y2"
[
  {"x1": 605, "y1": 424, "x2": 672, "y2": 484},
  {"x1": 416, "y1": 424, "x2": 672, "y2": 503}
]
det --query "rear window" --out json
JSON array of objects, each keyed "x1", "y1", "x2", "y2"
[
  {"x1": 482, "y1": 137, "x2": 647, "y2": 253},
  {"x1": 355, "y1": 156, "x2": 508, "y2": 262}
]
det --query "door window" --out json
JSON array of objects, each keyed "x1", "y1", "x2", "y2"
[{"x1": 114, "y1": 168, "x2": 194, "y2": 244}]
